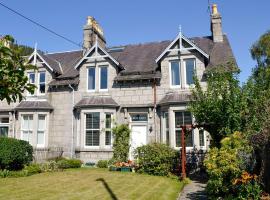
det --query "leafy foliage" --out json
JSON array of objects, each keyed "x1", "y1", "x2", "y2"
[
  {"x1": 56, "y1": 158, "x2": 82, "y2": 169},
  {"x1": 112, "y1": 124, "x2": 131, "y2": 162},
  {"x1": 204, "y1": 132, "x2": 257, "y2": 199},
  {"x1": 135, "y1": 143, "x2": 176, "y2": 176},
  {"x1": 189, "y1": 64, "x2": 245, "y2": 147},
  {"x1": 0, "y1": 35, "x2": 36, "y2": 104},
  {"x1": 96, "y1": 160, "x2": 108, "y2": 168},
  {"x1": 0, "y1": 137, "x2": 33, "y2": 170}
]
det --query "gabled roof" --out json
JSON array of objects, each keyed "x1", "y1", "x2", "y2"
[
  {"x1": 74, "y1": 42, "x2": 120, "y2": 69},
  {"x1": 155, "y1": 33, "x2": 209, "y2": 63},
  {"x1": 31, "y1": 34, "x2": 235, "y2": 86},
  {"x1": 28, "y1": 51, "x2": 55, "y2": 73}
]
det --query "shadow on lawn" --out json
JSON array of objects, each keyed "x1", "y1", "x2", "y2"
[{"x1": 96, "y1": 178, "x2": 118, "y2": 200}]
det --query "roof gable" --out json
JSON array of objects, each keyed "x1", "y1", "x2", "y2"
[
  {"x1": 74, "y1": 42, "x2": 120, "y2": 69},
  {"x1": 155, "y1": 33, "x2": 209, "y2": 63}
]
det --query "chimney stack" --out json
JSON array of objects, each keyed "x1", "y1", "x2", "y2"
[
  {"x1": 211, "y1": 4, "x2": 223, "y2": 42},
  {"x1": 83, "y1": 16, "x2": 106, "y2": 49}
]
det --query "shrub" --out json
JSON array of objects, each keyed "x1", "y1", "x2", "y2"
[
  {"x1": 0, "y1": 137, "x2": 33, "y2": 170},
  {"x1": 40, "y1": 160, "x2": 60, "y2": 172},
  {"x1": 57, "y1": 158, "x2": 82, "y2": 169},
  {"x1": 112, "y1": 124, "x2": 131, "y2": 162},
  {"x1": 135, "y1": 143, "x2": 176, "y2": 176},
  {"x1": 23, "y1": 163, "x2": 42, "y2": 175},
  {"x1": 97, "y1": 160, "x2": 108, "y2": 168},
  {"x1": 204, "y1": 132, "x2": 257, "y2": 199}
]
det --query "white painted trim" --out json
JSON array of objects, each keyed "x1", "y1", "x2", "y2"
[
  {"x1": 169, "y1": 60, "x2": 181, "y2": 88},
  {"x1": 99, "y1": 65, "x2": 109, "y2": 92},
  {"x1": 37, "y1": 71, "x2": 46, "y2": 96},
  {"x1": 36, "y1": 114, "x2": 46, "y2": 148},
  {"x1": 74, "y1": 43, "x2": 119, "y2": 69},
  {"x1": 28, "y1": 51, "x2": 54, "y2": 72},
  {"x1": 86, "y1": 66, "x2": 96, "y2": 92},
  {"x1": 183, "y1": 58, "x2": 196, "y2": 89},
  {"x1": 83, "y1": 112, "x2": 101, "y2": 149},
  {"x1": 155, "y1": 34, "x2": 209, "y2": 63}
]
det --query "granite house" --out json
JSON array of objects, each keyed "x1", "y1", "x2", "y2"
[{"x1": 0, "y1": 5, "x2": 235, "y2": 162}]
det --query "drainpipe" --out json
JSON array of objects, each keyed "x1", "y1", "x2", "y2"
[
  {"x1": 153, "y1": 79, "x2": 157, "y2": 142},
  {"x1": 68, "y1": 84, "x2": 75, "y2": 158}
]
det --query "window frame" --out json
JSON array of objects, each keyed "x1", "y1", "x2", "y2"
[
  {"x1": 183, "y1": 58, "x2": 196, "y2": 88},
  {"x1": 169, "y1": 60, "x2": 181, "y2": 88},
  {"x1": 37, "y1": 71, "x2": 46, "y2": 95},
  {"x1": 28, "y1": 72, "x2": 36, "y2": 96},
  {"x1": 87, "y1": 67, "x2": 96, "y2": 92},
  {"x1": 0, "y1": 117, "x2": 9, "y2": 137},
  {"x1": 199, "y1": 129, "x2": 205, "y2": 147},
  {"x1": 99, "y1": 65, "x2": 108, "y2": 92},
  {"x1": 21, "y1": 114, "x2": 34, "y2": 145},
  {"x1": 105, "y1": 113, "x2": 113, "y2": 147},
  {"x1": 37, "y1": 114, "x2": 46, "y2": 148},
  {"x1": 84, "y1": 112, "x2": 100, "y2": 148}
]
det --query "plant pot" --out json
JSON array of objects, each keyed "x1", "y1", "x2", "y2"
[
  {"x1": 121, "y1": 167, "x2": 131, "y2": 172},
  {"x1": 109, "y1": 166, "x2": 118, "y2": 171}
]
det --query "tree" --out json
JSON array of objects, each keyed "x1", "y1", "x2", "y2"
[
  {"x1": 188, "y1": 63, "x2": 245, "y2": 147},
  {"x1": 0, "y1": 35, "x2": 35, "y2": 104}
]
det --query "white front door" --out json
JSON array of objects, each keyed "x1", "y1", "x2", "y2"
[{"x1": 130, "y1": 125, "x2": 147, "y2": 160}]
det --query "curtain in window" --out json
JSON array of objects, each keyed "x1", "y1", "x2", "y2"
[{"x1": 171, "y1": 61, "x2": 180, "y2": 86}]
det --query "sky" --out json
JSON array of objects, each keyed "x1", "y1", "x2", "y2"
[{"x1": 0, "y1": 0, "x2": 269, "y2": 83}]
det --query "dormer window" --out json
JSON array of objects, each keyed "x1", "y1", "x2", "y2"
[
  {"x1": 170, "y1": 61, "x2": 181, "y2": 87},
  {"x1": 100, "y1": 65, "x2": 108, "y2": 90},
  {"x1": 38, "y1": 72, "x2": 46, "y2": 94},
  {"x1": 184, "y1": 59, "x2": 195, "y2": 86},
  {"x1": 88, "y1": 67, "x2": 96, "y2": 91}
]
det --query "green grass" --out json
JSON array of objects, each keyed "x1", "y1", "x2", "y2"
[{"x1": 0, "y1": 168, "x2": 186, "y2": 200}]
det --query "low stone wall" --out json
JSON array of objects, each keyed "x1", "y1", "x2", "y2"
[
  {"x1": 33, "y1": 147, "x2": 63, "y2": 162},
  {"x1": 75, "y1": 150, "x2": 113, "y2": 163}
]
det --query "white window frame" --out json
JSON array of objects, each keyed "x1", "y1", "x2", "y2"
[
  {"x1": 84, "y1": 112, "x2": 100, "y2": 148},
  {"x1": 174, "y1": 111, "x2": 194, "y2": 149},
  {"x1": 99, "y1": 65, "x2": 108, "y2": 92},
  {"x1": 163, "y1": 112, "x2": 169, "y2": 145},
  {"x1": 169, "y1": 60, "x2": 181, "y2": 88},
  {"x1": 21, "y1": 114, "x2": 34, "y2": 145},
  {"x1": 27, "y1": 72, "x2": 36, "y2": 96},
  {"x1": 87, "y1": 67, "x2": 96, "y2": 92},
  {"x1": 0, "y1": 117, "x2": 9, "y2": 137},
  {"x1": 183, "y1": 58, "x2": 196, "y2": 88},
  {"x1": 37, "y1": 114, "x2": 46, "y2": 148},
  {"x1": 37, "y1": 71, "x2": 46, "y2": 96},
  {"x1": 199, "y1": 128, "x2": 206, "y2": 148},
  {"x1": 105, "y1": 113, "x2": 113, "y2": 147}
]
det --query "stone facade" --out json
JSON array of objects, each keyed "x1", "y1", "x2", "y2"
[{"x1": 0, "y1": 5, "x2": 234, "y2": 163}]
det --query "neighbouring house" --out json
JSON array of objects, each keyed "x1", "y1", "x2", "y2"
[{"x1": 0, "y1": 4, "x2": 235, "y2": 162}]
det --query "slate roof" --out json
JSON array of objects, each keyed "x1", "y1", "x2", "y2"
[
  {"x1": 15, "y1": 101, "x2": 53, "y2": 110},
  {"x1": 39, "y1": 35, "x2": 235, "y2": 85},
  {"x1": 75, "y1": 96, "x2": 118, "y2": 108},
  {"x1": 158, "y1": 92, "x2": 192, "y2": 105}
]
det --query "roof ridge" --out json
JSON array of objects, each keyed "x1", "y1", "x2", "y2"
[{"x1": 45, "y1": 49, "x2": 82, "y2": 55}]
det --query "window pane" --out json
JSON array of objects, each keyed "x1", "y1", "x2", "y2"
[
  {"x1": 186, "y1": 130, "x2": 193, "y2": 147},
  {"x1": 166, "y1": 130, "x2": 170, "y2": 146},
  {"x1": 39, "y1": 72, "x2": 46, "y2": 83},
  {"x1": 185, "y1": 59, "x2": 195, "y2": 85},
  {"x1": 183, "y1": 112, "x2": 192, "y2": 125},
  {"x1": 88, "y1": 68, "x2": 95, "y2": 90},
  {"x1": 165, "y1": 113, "x2": 169, "y2": 129},
  {"x1": 106, "y1": 114, "x2": 111, "y2": 129},
  {"x1": 199, "y1": 129, "x2": 205, "y2": 146},
  {"x1": 175, "y1": 112, "x2": 183, "y2": 128},
  {"x1": 0, "y1": 127, "x2": 8, "y2": 137},
  {"x1": 22, "y1": 131, "x2": 29, "y2": 141},
  {"x1": 38, "y1": 115, "x2": 45, "y2": 130},
  {"x1": 86, "y1": 113, "x2": 100, "y2": 129},
  {"x1": 100, "y1": 66, "x2": 108, "y2": 89},
  {"x1": 29, "y1": 73, "x2": 35, "y2": 84},
  {"x1": 175, "y1": 130, "x2": 181, "y2": 147},
  {"x1": 175, "y1": 129, "x2": 193, "y2": 147},
  {"x1": 0, "y1": 118, "x2": 9, "y2": 123},
  {"x1": 171, "y1": 61, "x2": 180, "y2": 86},
  {"x1": 28, "y1": 115, "x2": 33, "y2": 130},
  {"x1": 85, "y1": 130, "x2": 100, "y2": 146},
  {"x1": 37, "y1": 131, "x2": 45, "y2": 145},
  {"x1": 105, "y1": 131, "x2": 111, "y2": 145}
]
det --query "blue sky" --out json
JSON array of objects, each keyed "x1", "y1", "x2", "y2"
[{"x1": 0, "y1": 0, "x2": 269, "y2": 83}]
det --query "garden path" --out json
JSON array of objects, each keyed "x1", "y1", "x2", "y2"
[{"x1": 178, "y1": 176, "x2": 207, "y2": 200}]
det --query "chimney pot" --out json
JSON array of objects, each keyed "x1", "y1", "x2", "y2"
[{"x1": 212, "y1": 4, "x2": 218, "y2": 15}]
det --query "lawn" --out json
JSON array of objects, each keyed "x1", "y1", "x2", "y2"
[{"x1": 0, "y1": 168, "x2": 185, "y2": 200}]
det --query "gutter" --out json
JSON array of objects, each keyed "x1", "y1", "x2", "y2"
[{"x1": 68, "y1": 84, "x2": 75, "y2": 158}]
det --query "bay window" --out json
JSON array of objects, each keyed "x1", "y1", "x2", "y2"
[
  {"x1": 105, "y1": 114, "x2": 112, "y2": 146},
  {"x1": 85, "y1": 113, "x2": 100, "y2": 146},
  {"x1": 37, "y1": 115, "x2": 46, "y2": 147},
  {"x1": 163, "y1": 112, "x2": 169, "y2": 145},
  {"x1": 0, "y1": 117, "x2": 9, "y2": 137},
  {"x1": 21, "y1": 115, "x2": 33, "y2": 145}
]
